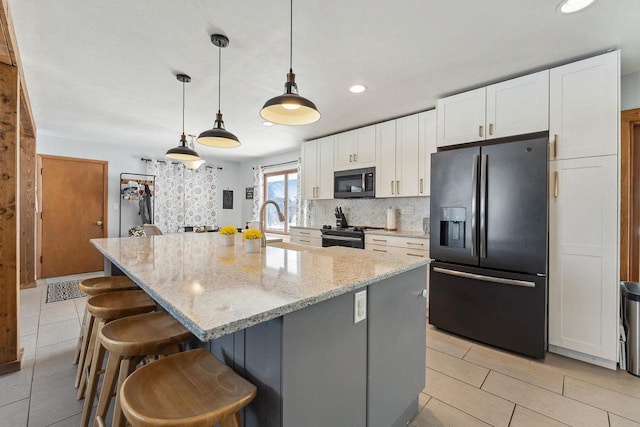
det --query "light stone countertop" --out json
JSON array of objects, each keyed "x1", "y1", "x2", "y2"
[{"x1": 91, "y1": 233, "x2": 429, "y2": 342}]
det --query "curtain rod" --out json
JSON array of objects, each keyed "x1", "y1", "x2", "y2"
[
  {"x1": 253, "y1": 159, "x2": 298, "y2": 170},
  {"x1": 140, "y1": 158, "x2": 222, "y2": 170}
]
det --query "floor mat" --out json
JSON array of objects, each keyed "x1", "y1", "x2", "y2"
[{"x1": 45, "y1": 279, "x2": 86, "y2": 303}]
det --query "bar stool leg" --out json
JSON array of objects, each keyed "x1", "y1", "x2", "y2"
[
  {"x1": 73, "y1": 309, "x2": 89, "y2": 365},
  {"x1": 75, "y1": 314, "x2": 94, "y2": 388},
  {"x1": 80, "y1": 320, "x2": 107, "y2": 427},
  {"x1": 94, "y1": 352, "x2": 121, "y2": 423},
  {"x1": 77, "y1": 316, "x2": 98, "y2": 397},
  {"x1": 221, "y1": 413, "x2": 242, "y2": 427},
  {"x1": 113, "y1": 357, "x2": 143, "y2": 427}
]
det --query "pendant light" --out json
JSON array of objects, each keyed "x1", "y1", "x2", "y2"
[
  {"x1": 197, "y1": 34, "x2": 240, "y2": 148},
  {"x1": 260, "y1": 0, "x2": 320, "y2": 125},
  {"x1": 166, "y1": 74, "x2": 201, "y2": 161}
]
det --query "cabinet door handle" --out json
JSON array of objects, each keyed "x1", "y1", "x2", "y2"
[
  {"x1": 391, "y1": 181, "x2": 394, "y2": 195},
  {"x1": 407, "y1": 242, "x2": 424, "y2": 246},
  {"x1": 419, "y1": 178, "x2": 423, "y2": 194},
  {"x1": 554, "y1": 171, "x2": 559, "y2": 198},
  {"x1": 300, "y1": 239, "x2": 310, "y2": 243},
  {"x1": 406, "y1": 253, "x2": 425, "y2": 257},
  {"x1": 372, "y1": 248, "x2": 387, "y2": 252},
  {"x1": 349, "y1": 154, "x2": 353, "y2": 162},
  {"x1": 300, "y1": 231, "x2": 310, "y2": 235},
  {"x1": 489, "y1": 123, "x2": 494, "y2": 136},
  {"x1": 479, "y1": 125, "x2": 484, "y2": 138},
  {"x1": 372, "y1": 238, "x2": 387, "y2": 243},
  {"x1": 316, "y1": 187, "x2": 319, "y2": 198},
  {"x1": 353, "y1": 153, "x2": 357, "y2": 162},
  {"x1": 553, "y1": 134, "x2": 558, "y2": 159},
  {"x1": 396, "y1": 180, "x2": 400, "y2": 195}
]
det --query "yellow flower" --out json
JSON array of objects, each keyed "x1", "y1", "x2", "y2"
[
  {"x1": 242, "y1": 229, "x2": 263, "y2": 240},
  {"x1": 219, "y1": 225, "x2": 238, "y2": 235}
]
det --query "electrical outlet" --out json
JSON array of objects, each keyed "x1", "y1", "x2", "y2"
[
  {"x1": 401, "y1": 205, "x2": 415, "y2": 215},
  {"x1": 354, "y1": 290, "x2": 367, "y2": 323}
]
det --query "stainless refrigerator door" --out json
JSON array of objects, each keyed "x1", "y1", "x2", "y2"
[
  {"x1": 430, "y1": 146, "x2": 480, "y2": 266},
  {"x1": 429, "y1": 262, "x2": 547, "y2": 358},
  {"x1": 479, "y1": 137, "x2": 548, "y2": 274}
]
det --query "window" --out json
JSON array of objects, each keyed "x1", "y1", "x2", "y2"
[{"x1": 263, "y1": 169, "x2": 298, "y2": 234}]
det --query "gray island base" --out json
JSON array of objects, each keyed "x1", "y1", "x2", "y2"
[{"x1": 91, "y1": 233, "x2": 427, "y2": 427}]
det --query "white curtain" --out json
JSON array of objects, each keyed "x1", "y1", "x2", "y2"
[{"x1": 146, "y1": 160, "x2": 218, "y2": 233}]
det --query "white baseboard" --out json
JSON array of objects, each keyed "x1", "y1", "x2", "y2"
[{"x1": 548, "y1": 344, "x2": 618, "y2": 370}]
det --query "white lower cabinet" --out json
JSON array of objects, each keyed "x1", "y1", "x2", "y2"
[
  {"x1": 548, "y1": 155, "x2": 618, "y2": 365},
  {"x1": 290, "y1": 228, "x2": 322, "y2": 247}
]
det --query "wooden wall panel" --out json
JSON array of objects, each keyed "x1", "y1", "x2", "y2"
[
  {"x1": 0, "y1": 61, "x2": 22, "y2": 374},
  {"x1": 20, "y1": 134, "x2": 35, "y2": 288}
]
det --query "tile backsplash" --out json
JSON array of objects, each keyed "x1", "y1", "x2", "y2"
[{"x1": 304, "y1": 197, "x2": 430, "y2": 231}]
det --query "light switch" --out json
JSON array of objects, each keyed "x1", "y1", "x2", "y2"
[{"x1": 354, "y1": 290, "x2": 367, "y2": 324}]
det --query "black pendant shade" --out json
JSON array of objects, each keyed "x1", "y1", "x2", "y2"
[
  {"x1": 166, "y1": 132, "x2": 200, "y2": 161},
  {"x1": 166, "y1": 74, "x2": 201, "y2": 161},
  {"x1": 259, "y1": 0, "x2": 320, "y2": 125},
  {"x1": 197, "y1": 34, "x2": 241, "y2": 148}
]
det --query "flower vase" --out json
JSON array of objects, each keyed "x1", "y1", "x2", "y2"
[
  {"x1": 245, "y1": 239, "x2": 261, "y2": 253},
  {"x1": 220, "y1": 234, "x2": 235, "y2": 246}
]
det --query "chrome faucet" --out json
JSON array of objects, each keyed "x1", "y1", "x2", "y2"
[{"x1": 259, "y1": 199, "x2": 285, "y2": 247}]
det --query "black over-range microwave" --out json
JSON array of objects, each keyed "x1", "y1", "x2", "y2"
[{"x1": 334, "y1": 167, "x2": 375, "y2": 198}]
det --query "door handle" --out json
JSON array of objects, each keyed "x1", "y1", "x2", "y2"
[
  {"x1": 553, "y1": 134, "x2": 558, "y2": 159},
  {"x1": 479, "y1": 154, "x2": 487, "y2": 258},
  {"x1": 433, "y1": 267, "x2": 535, "y2": 288},
  {"x1": 554, "y1": 172, "x2": 559, "y2": 198},
  {"x1": 479, "y1": 125, "x2": 484, "y2": 138},
  {"x1": 419, "y1": 178, "x2": 423, "y2": 194},
  {"x1": 96, "y1": 220, "x2": 103, "y2": 226},
  {"x1": 489, "y1": 123, "x2": 494, "y2": 136},
  {"x1": 353, "y1": 153, "x2": 357, "y2": 162},
  {"x1": 471, "y1": 154, "x2": 478, "y2": 257},
  {"x1": 396, "y1": 180, "x2": 400, "y2": 195},
  {"x1": 391, "y1": 181, "x2": 394, "y2": 195}
]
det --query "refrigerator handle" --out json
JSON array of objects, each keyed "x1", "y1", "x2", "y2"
[
  {"x1": 471, "y1": 154, "x2": 478, "y2": 257},
  {"x1": 433, "y1": 267, "x2": 536, "y2": 288},
  {"x1": 480, "y1": 154, "x2": 487, "y2": 258}
]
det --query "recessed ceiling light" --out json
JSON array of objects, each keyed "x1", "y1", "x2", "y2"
[
  {"x1": 349, "y1": 84, "x2": 367, "y2": 94},
  {"x1": 262, "y1": 121, "x2": 274, "y2": 126},
  {"x1": 557, "y1": 0, "x2": 598, "y2": 14}
]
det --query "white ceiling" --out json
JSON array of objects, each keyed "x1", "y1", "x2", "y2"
[{"x1": 9, "y1": 0, "x2": 640, "y2": 163}]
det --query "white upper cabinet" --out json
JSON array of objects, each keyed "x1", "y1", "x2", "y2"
[
  {"x1": 486, "y1": 70, "x2": 549, "y2": 139},
  {"x1": 335, "y1": 125, "x2": 376, "y2": 170},
  {"x1": 549, "y1": 51, "x2": 619, "y2": 160},
  {"x1": 301, "y1": 136, "x2": 334, "y2": 200},
  {"x1": 376, "y1": 113, "x2": 425, "y2": 198},
  {"x1": 436, "y1": 88, "x2": 486, "y2": 147},
  {"x1": 437, "y1": 70, "x2": 550, "y2": 147},
  {"x1": 418, "y1": 110, "x2": 437, "y2": 196}
]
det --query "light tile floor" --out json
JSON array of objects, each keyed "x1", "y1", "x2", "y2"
[{"x1": 2, "y1": 273, "x2": 640, "y2": 426}]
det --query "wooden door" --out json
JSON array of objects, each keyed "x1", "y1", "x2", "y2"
[{"x1": 38, "y1": 155, "x2": 108, "y2": 278}]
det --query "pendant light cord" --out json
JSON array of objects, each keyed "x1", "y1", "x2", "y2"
[
  {"x1": 218, "y1": 44, "x2": 222, "y2": 114},
  {"x1": 182, "y1": 78, "x2": 185, "y2": 134},
  {"x1": 289, "y1": 0, "x2": 293, "y2": 72}
]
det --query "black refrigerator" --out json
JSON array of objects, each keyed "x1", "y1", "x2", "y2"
[{"x1": 429, "y1": 133, "x2": 548, "y2": 358}]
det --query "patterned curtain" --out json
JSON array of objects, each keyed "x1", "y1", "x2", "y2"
[
  {"x1": 146, "y1": 160, "x2": 218, "y2": 233},
  {"x1": 252, "y1": 165, "x2": 263, "y2": 220}
]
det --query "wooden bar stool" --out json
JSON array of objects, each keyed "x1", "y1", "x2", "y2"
[
  {"x1": 77, "y1": 290, "x2": 156, "y2": 405},
  {"x1": 74, "y1": 276, "x2": 139, "y2": 387},
  {"x1": 89, "y1": 311, "x2": 195, "y2": 427},
  {"x1": 120, "y1": 348, "x2": 257, "y2": 427}
]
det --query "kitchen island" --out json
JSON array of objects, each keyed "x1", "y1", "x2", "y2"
[{"x1": 91, "y1": 233, "x2": 428, "y2": 427}]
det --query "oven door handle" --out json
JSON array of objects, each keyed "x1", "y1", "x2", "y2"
[
  {"x1": 322, "y1": 235, "x2": 363, "y2": 242},
  {"x1": 432, "y1": 267, "x2": 535, "y2": 288}
]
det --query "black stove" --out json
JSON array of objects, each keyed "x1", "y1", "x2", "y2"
[{"x1": 320, "y1": 226, "x2": 385, "y2": 249}]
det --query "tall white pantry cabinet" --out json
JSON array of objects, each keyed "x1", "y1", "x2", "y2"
[{"x1": 548, "y1": 51, "x2": 620, "y2": 368}]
